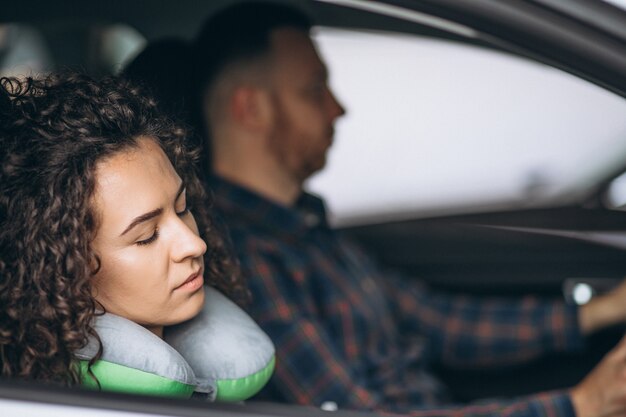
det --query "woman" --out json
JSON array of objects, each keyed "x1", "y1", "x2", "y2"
[{"x1": 0, "y1": 72, "x2": 248, "y2": 385}]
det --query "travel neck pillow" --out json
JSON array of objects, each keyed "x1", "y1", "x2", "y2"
[{"x1": 75, "y1": 286, "x2": 275, "y2": 402}]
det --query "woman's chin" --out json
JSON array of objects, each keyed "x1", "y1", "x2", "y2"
[
  {"x1": 131, "y1": 286, "x2": 207, "y2": 333},
  {"x1": 179, "y1": 284, "x2": 206, "y2": 323}
]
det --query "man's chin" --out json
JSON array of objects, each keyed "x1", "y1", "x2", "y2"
[{"x1": 301, "y1": 159, "x2": 327, "y2": 183}]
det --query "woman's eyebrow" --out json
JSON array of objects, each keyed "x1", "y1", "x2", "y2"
[
  {"x1": 120, "y1": 208, "x2": 163, "y2": 237},
  {"x1": 119, "y1": 183, "x2": 185, "y2": 237}
]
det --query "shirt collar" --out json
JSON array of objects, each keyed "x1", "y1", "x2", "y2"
[{"x1": 209, "y1": 174, "x2": 330, "y2": 237}]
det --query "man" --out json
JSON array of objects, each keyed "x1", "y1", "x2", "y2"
[{"x1": 192, "y1": 2, "x2": 626, "y2": 417}]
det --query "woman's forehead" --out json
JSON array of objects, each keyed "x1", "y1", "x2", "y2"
[
  {"x1": 92, "y1": 138, "x2": 181, "y2": 227},
  {"x1": 95, "y1": 138, "x2": 172, "y2": 185}
]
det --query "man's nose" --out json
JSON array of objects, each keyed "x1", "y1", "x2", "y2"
[{"x1": 328, "y1": 88, "x2": 346, "y2": 120}]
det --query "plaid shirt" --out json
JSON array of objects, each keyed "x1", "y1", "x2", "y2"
[{"x1": 211, "y1": 175, "x2": 584, "y2": 417}]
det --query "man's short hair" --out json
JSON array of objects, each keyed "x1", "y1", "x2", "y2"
[{"x1": 192, "y1": 1, "x2": 313, "y2": 94}]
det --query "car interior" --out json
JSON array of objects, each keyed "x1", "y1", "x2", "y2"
[{"x1": 3, "y1": 0, "x2": 626, "y2": 416}]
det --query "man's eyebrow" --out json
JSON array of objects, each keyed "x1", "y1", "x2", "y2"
[{"x1": 120, "y1": 208, "x2": 163, "y2": 237}]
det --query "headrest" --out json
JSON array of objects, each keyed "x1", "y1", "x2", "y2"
[{"x1": 76, "y1": 286, "x2": 274, "y2": 401}]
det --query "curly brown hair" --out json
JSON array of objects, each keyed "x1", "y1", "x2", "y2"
[{"x1": 0, "y1": 73, "x2": 248, "y2": 385}]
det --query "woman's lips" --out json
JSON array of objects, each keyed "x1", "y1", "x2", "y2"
[{"x1": 175, "y1": 269, "x2": 204, "y2": 291}]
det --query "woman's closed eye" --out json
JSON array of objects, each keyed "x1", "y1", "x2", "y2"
[
  {"x1": 136, "y1": 204, "x2": 190, "y2": 247},
  {"x1": 136, "y1": 228, "x2": 159, "y2": 246},
  {"x1": 176, "y1": 204, "x2": 190, "y2": 217},
  {"x1": 175, "y1": 186, "x2": 190, "y2": 217},
  {"x1": 134, "y1": 186, "x2": 188, "y2": 247}
]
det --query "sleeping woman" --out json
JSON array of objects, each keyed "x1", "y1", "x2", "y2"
[{"x1": 0, "y1": 72, "x2": 251, "y2": 389}]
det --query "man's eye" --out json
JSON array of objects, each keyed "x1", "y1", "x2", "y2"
[
  {"x1": 136, "y1": 228, "x2": 159, "y2": 246},
  {"x1": 311, "y1": 84, "x2": 325, "y2": 94}
]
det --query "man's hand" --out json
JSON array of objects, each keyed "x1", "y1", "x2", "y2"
[
  {"x1": 571, "y1": 335, "x2": 626, "y2": 417},
  {"x1": 579, "y1": 278, "x2": 626, "y2": 335}
]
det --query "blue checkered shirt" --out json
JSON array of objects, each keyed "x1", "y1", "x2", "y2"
[{"x1": 210, "y1": 175, "x2": 583, "y2": 417}]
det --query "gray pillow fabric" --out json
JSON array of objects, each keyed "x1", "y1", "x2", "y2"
[{"x1": 76, "y1": 286, "x2": 275, "y2": 400}]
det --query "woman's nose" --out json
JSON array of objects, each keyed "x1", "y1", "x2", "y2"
[{"x1": 171, "y1": 214, "x2": 207, "y2": 263}]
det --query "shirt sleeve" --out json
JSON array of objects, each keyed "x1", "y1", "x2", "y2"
[
  {"x1": 239, "y1": 243, "x2": 578, "y2": 417},
  {"x1": 381, "y1": 275, "x2": 585, "y2": 368}
]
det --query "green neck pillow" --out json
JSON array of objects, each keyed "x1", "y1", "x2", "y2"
[{"x1": 75, "y1": 286, "x2": 275, "y2": 402}]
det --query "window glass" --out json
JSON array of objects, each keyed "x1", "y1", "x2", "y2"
[
  {"x1": 306, "y1": 28, "x2": 626, "y2": 226},
  {"x1": 606, "y1": 171, "x2": 626, "y2": 209},
  {"x1": 96, "y1": 25, "x2": 146, "y2": 75},
  {"x1": 604, "y1": 0, "x2": 626, "y2": 10},
  {"x1": 0, "y1": 24, "x2": 52, "y2": 78}
]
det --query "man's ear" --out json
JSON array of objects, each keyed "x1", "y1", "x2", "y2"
[{"x1": 230, "y1": 85, "x2": 273, "y2": 133}]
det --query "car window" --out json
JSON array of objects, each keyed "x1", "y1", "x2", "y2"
[
  {"x1": 605, "y1": 0, "x2": 626, "y2": 10},
  {"x1": 0, "y1": 23, "x2": 145, "y2": 78},
  {"x1": 0, "y1": 24, "x2": 52, "y2": 77},
  {"x1": 306, "y1": 28, "x2": 626, "y2": 226},
  {"x1": 97, "y1": 24, "x2": 146, "y2": 75}
]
